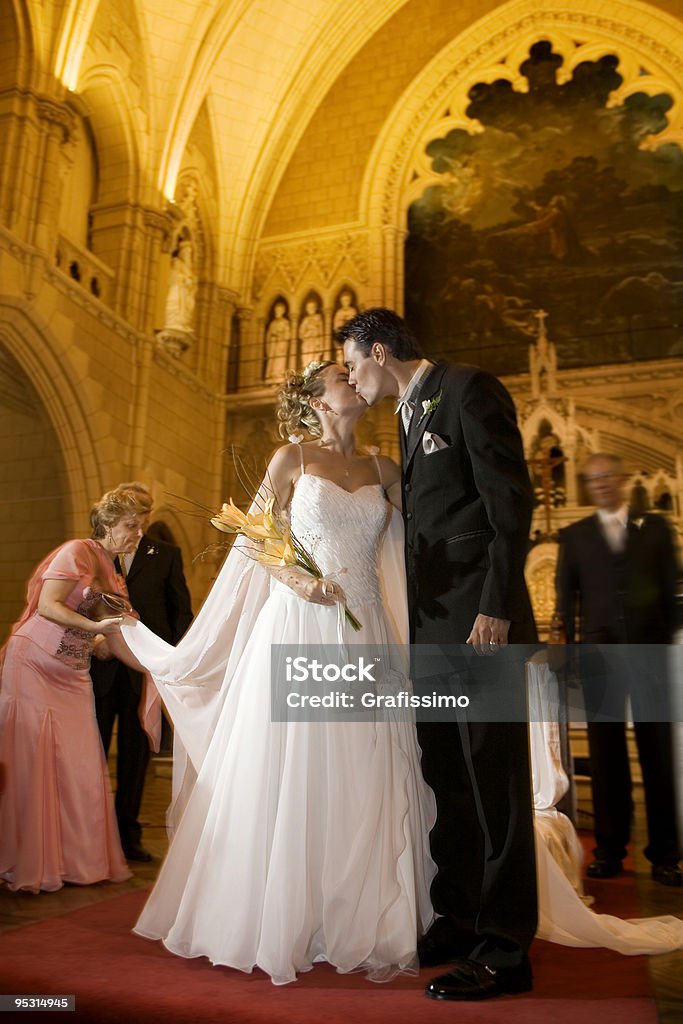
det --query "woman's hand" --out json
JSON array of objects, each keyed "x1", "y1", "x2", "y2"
[
  {"x1": 92, "y1": 635, "x2": 113, "y2": 660},
  {"x1": 274, "y1": 566, "x2": 343, "y2": 606},
  {"x1": 301, "y1": 577, "x2": 343, "y2": 606},
  {"x1": 95, "y1": 616, "x2": 124, "y2": 636}
]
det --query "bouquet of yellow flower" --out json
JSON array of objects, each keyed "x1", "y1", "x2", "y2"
[{"x1": 210, "y1": 497, "x2": 362, "y2": 631}]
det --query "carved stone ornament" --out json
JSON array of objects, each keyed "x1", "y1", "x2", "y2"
[{"x1": 156, "y1": 328, "x2": 194, "y2": 358}]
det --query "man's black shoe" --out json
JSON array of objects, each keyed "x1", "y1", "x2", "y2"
[
  {"x1": 651, "y1": 864, "x2": 682, "y2": 887},
  {"x1": 586, "y1": 859, "x2": 623, "y2": 879},
  {"x1": 426, "y1": 957, "x2": 532, "y2": 1001},
  {"x1": 123, "y1": 843, "x2": 152, "y2": 862}
]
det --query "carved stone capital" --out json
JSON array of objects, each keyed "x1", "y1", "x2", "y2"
[
  {"x1": 37, "y1": 99, "x2": 74, "y2": 141},
  {"x1": 143, "y1": 207, "x2": 173, "y2": 235},
  {"x1": 217, "y1": 286, "x2": 240, "y2": 306},
  {"x1": 156, "y1": 328, "x2": 194, "y2": 358}
]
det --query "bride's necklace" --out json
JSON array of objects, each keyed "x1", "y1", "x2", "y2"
[{"x1": 317, "y1": 439, "x2": 357, "y2": 477}]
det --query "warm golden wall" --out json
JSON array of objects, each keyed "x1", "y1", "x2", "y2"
[{"x1": 0, "y1": 0, "x2": 681, "y2": 638}]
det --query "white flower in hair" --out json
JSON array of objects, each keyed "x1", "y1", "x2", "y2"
[
  {"x1": 288, "y1": 434, "x2": 304, "y2": 444},
  {"x1": 302, "y1": 360, "x2": 322, "y2": 380}
]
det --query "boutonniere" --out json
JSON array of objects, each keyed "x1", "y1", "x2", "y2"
[
  {"x1": 146, "y1": 545, "x2": 158, "y2": 556},
  {"x1": 632, "y1": 517, "x2": 645, "y2": 530},
  {"x1": 419, "y1": 390, "x2": 442, "y2": 421}
]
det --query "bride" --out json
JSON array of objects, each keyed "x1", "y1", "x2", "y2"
[
  {"x1": 121, "y1": 361, "x2": 683, "y2": 985},
  {"x1": 123, "y1": 360, "x2": 436, "y2": 984}
]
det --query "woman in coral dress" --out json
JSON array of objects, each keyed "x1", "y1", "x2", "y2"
[{"x1": 0, "y1": 489, "x2": 149, "y2": 893}]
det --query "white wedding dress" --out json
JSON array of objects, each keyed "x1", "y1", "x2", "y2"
[{"x1": 125, "y1": 466, "x2": 436, "y2": 985}]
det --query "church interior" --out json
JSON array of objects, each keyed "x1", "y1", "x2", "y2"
[{"x1": 1, "y1": 0, "x2": 682, "y2": 1018}]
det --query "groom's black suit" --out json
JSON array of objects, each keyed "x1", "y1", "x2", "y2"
[{"x1": 401, "y1": 362, "x2": 538, "y2": 969}]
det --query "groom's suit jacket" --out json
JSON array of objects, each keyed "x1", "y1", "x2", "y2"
[{"x1": 401, "y1": 362, "x2": 536, "y2": 644}]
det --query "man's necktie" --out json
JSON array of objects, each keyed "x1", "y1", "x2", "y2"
[
  {"x1": 396, "y1": 397, "x2": 414, "y2": 434},
  {"x1": 603, "y1": 514, "x2": 626, "y2": 552}
]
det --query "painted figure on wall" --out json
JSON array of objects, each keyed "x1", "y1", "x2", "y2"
[
  {"x1": 264, "y1": 299, "x2": 291, "y2": 381},
  {"x1": 405, "y1": 41, "x2": 683, "y2": 375},
  {"x1": 298, "y1": 295, "x2": 325, "y2": 365}
]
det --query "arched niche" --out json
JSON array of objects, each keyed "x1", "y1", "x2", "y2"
[
  {"x1": 0, "y1": 301, "x2": 102, "y2": 541},
  {"x1": 361, "y1": 0, "x2": 683, "y2": 317},
  {"x1": 0, "y1": 342, "x2": 68, "y2": 639}
]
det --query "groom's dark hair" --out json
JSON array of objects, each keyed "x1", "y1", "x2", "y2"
[{"x1": 335, "y1": 307, "x2": 423, "y2": 361}]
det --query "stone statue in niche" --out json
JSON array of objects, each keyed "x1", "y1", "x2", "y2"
[
  {"x1": 165, "y1": 240, "x2": 196, "y2": 333},
  {"x1": 264, "y1": 300, "x2": 291, "y2": 381},
  {"x1": 298, "y1": 297, "x2": 324, "y2": 366},
  {"x1": 332, "y1": 289, "x2": 358, "y2": 332}
]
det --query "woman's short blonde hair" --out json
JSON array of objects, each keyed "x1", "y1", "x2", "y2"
[
  {"x1": 276, "y1": 361, "x2": 335, "y2": 440},
  {"x1": 89, "y1": 487, "x2": 152, "y2": 538}
]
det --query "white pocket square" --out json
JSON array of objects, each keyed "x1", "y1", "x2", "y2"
[{"x1": 422, "y1": 431, "x2": 450, "y2": 455}]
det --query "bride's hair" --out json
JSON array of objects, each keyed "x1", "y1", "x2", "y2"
[{"x1": 276, "y1": 361, "x2": 335, "y2": 440}]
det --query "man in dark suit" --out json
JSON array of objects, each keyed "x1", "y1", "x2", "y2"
[
  {"x1": 91, "y1": 483, "x2": 193, "y2": 861},
  {"x1": 556, "y1": 453, "x2": 680, "y2": 886},
  {"x1": 340, "y1": 308, "x2": 537, "y2": 1001}
]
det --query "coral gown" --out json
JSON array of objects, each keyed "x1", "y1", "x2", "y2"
[{"x1": 0, "y1": 539, "x2": 132, "y2": 893}]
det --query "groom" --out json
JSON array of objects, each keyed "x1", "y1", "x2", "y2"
[{"x1": 339, "y1": 308, "x2": 538, "y2": 1001}]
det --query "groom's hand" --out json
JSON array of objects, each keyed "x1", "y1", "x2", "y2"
[{"x1": 467, "y1": 614, "x2": 510, "y2": 656}]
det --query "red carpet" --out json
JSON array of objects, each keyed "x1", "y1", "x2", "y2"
[{"x1": 0, "y1": 862, "x2": 657, "y2": 1024}]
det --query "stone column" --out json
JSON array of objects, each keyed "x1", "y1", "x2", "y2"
[
  {"x1": 381, "y1": 224, "x2": 407, "y2": 310},
  {"x1": 194, "y1": 282, "x2": 238, "y2": 386},
  {"x1": 127, "y1": 334, "x2": 154, "y2": 475},
  {"x1": 141, "y1": 207, "x2": 173, "y2": 335},
  {"x1": 32, "y1": 100, "x2": 74, "y2": 254}
]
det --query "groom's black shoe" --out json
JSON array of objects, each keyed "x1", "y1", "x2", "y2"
[
  {"x1": 651, "y1": 864, "x2": 682, "y2": 887},
  {"x1": 586, "y1": 858, "x2": 623, "y2": 879},
  {"x1": 426, "y1": 957, "x2": 532, "y2": 1001}
]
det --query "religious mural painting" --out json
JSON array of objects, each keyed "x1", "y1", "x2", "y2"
[{"x1": 405, "y1": 41, "x2": 683, "y2": 375}]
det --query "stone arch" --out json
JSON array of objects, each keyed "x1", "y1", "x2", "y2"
[
  {"x1": 0, "y1": 299, "x2": 102, "y2": 535},
  {"x1": 54, "y1": 0, "x2": 101, "y2": 91},
  {"x1": 79, "y1": 66, "x2": 141, "y2": 208},
  {"x1": 157, "y1": 0, "x2": 252, "y2": 201},
  {"x1": 0, "y1": 0, "x2": 38, "y2": 91},
  {"x1": 360, "y1": 0, "x2": 683, "y2": 308}
]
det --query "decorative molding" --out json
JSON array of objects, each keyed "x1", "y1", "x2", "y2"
[
  {"x1": 253, "y1": 229, "x2": 369, "y2": 303},
  {"x1": 368, "y1": 3, "x2": 683, "y2": 228},
  {"x1": 36, "y1": 98, "x2": 75, "y2": 140}
]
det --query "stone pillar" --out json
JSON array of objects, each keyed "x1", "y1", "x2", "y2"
[
  {"x1": 31, "y1": 100, "x2": 75, "y2": 254},
  {"x1": 127, "y1": 334, "x2": 154, "y2": 475},
  {"x1": 382, "y1": 224, "x2": 407, "y2": 310},
  {"x1": 289, "y1": 314, "x2": 300, "y2": 370},
  {"x1": 193, "y1": 282, "x2": 238, "y2": 385},
  {"x1": 323, "y1": 306, "x2": 334, "y2": 361},
  {"x1": 141, "y1": 207, "x2": 172, "y2": 335},
  {"x1": 90, "y1": 202, "x2": 172, "y2": 330}
]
